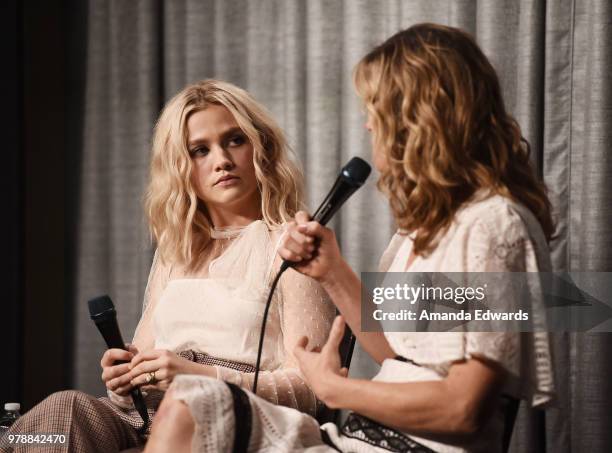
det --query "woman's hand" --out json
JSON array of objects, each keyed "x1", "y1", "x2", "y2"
[
  {"x1": 127, "y1": 349, "x2": 214, "y2": 392},
  {"x1": 100, "y1": 344, "x2": 139, "y2": 396},
  {"x1": 293, "y1": 315, "x2": 349, "y2": 408},
  {"x1": 279, "y1": 210, "x2": 344, "y2": 283}
]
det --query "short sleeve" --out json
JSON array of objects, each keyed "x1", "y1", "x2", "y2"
[
  {"x1": 461, "y1": 204, "x2": 555, "y2": 407},
  {"x1": 385, "y1": 199, "x2": 555, "y2": 408},
  {"x1": 464, "y1": 205, "x2": 554, "y2": 406}
]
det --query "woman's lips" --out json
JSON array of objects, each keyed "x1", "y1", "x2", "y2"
[{"x1": 215, "y1": 176, "x2": 240, "y2": 187}]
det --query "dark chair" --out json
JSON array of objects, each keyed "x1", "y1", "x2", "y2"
[
  {"x1": 501, "y1": 395, "x2": 520, "y2": 453},
  {"x1": 315, "y1": 340, "x2": 523, "y2": 453},
  {"x1": 315, "y1": 322, "x2": 356, "y2": 425}
]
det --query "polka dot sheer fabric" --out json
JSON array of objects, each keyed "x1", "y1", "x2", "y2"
[{"x1": 120, "y1": 220, "x2": 335, "y2": 415}]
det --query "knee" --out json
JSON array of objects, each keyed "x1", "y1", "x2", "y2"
[
  {"x1": 9, "y1": 390, "x2": 92, "y2": 432},
  {"x1": 36, "y1": 390, "x2": 104, "y2": 424},
  {"x1": 43, "y1": 390, "x2": 91, "y2": 410},
  {"x1": 146, "y1": 394, "x2": 194, "y2": 453},
  {"x1": 155, "y1": 393, "x2": 193, "y2": 428},
  {"x1": 47, "y1": 389, "x2": 82, "y2": 402}
]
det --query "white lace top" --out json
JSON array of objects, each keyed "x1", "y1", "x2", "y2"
[
  {"x1": 116, "y1": 220, "x2": 335, "y2": 415},
  {"x1": 373, "y1": 192, "x2": 555, "y2": 453}
]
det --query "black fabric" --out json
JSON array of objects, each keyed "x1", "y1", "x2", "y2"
[
  {"x1": 341, "y1": 412, "x2": 436, "y2": 453},
  {"x1": 226, "y1": 382, "x2": 252, "y2": 453},
  {"x1": 320, "y1": 428, "x2": 342, "y2": 452},
  {"x1": 394, "y1": 355, "x2": 422, "y2": 367}
]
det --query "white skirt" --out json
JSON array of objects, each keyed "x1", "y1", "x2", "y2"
[{"x1": 170, "y1": 374, "x2": 395, "y2": 453}]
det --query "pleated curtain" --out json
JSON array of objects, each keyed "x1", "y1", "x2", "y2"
[{"x1": 74, "y1": 1, "x2": 612, "y2": 451}]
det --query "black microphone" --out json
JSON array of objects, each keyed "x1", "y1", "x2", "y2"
[
  {"x1": 253, "y1": 157, "x2": 371, "y2": 393},
  {"x1": 88, "y1": 295, "x2": 149, "y2": 432},
  {"x1": 279, "y1": 156, "x2": 372, "y2": 272}
]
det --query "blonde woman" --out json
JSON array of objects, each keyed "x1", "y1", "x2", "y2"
[
  {"x1": 146, "y1": 24, "x2": 555, "y2": 453},
  {"x1": 6, "y1": 80, "x2": 334, "y2": 452}
]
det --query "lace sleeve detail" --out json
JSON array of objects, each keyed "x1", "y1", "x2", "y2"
[
  {"x1": 132, "y1": 248, "x2": 170, "y2": 352},
  {"x1": 463, "y1": 206, "x2": 554, "y2": 407},
  {"x1": 386, "y1": 199, "x2": 555, "y2": 407},
  {"x1": 215, "y1": 263, "x2": 335, "y2": 415}
]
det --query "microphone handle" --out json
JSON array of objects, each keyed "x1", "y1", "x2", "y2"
[
  {"x1": 95, "y1": 316, "x2": 126, "y2": 350},
  {"x1": 311, "y1": 176, "x2": 357, "y2": 226},
  {"x1": 281, "y1": 177, "x2": 357, "y2": 272},
  {"x1": 93, "y1": 317, "x2": 150, "y2": 428}
]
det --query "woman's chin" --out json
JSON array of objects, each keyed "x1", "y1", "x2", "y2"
[{"x1": 205, "y1": 191, "x2": 260, "y2": 215}]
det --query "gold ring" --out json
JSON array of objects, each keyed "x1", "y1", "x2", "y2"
[{"x1": 145, "y1": 372, "x2": 155, "y2": 384}]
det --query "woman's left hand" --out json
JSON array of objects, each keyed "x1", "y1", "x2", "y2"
[
  {"x1": 127, "y1": 349, "x2": 213, "y2": 392},
  {"x1": 293, "y1": 315, "x2": 349, "y2": 408}
]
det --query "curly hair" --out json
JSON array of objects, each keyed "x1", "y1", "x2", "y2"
[
  {"x1": 145, "y1": 79, "x2": 304, "y2": 267},
  {"x1": 354, "y1": 23, "x2": 555, "y2": 256}
]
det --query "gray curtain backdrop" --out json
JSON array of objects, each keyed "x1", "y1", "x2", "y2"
[{"x1": 74, "y1": 1, "x2": 612, "y2": 452}]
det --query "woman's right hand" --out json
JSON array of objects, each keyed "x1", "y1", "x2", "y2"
[
  {"x1": 100, "y1": 344, "x2": 139, "y2": 396},
  {"x1": 279, "y1": 210, "x2": 344, "y2": 283}
]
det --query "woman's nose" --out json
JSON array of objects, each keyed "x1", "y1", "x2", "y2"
[{"x1": 211, "y1": 145, "x2": 234, "y2": 171}]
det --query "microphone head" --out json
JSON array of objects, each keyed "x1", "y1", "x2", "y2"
[
  {"x1": 341, "y1": 157, "x2": 371, "y2": 187},
  {"x1": 88, "y1": 295, "x2": 116, "y2": 320}
]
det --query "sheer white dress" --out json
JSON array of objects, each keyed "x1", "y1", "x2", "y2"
[
  {"x1": 107, "y1": 220, "x2": 335, "y2": 432},
  {"x1": 167, "y1": 193, "x2": 555, "y2": 453}
]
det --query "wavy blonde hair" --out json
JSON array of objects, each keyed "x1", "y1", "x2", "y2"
[
  {"x1": 354, "y1": 23, "x2": 555, "y2": 256},
  {"x1": 145, "y1": 79, "x2": 304, "y2": 267}
]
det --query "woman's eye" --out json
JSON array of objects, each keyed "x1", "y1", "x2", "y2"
[
  {"x1": 190, "y1": 147, "x2": 209, "y2": 157},
  {"x1": 227, "y1": 135, "x2": 246, "y2": 147}
]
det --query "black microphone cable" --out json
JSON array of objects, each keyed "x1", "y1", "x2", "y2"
[
  {"x1": 252, "y1": 262, "x2": 290, "y2": 393},
  {"x1": 252, "y1": 157, "x2": 371, "y2": 394}
]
